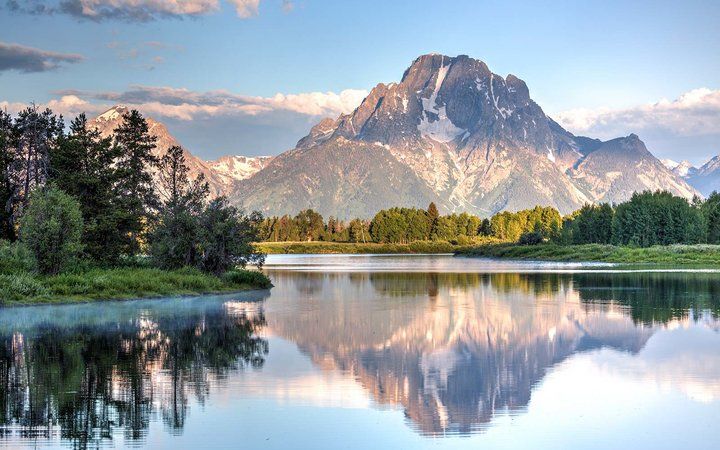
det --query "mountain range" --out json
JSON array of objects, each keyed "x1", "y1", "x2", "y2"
[
  {"x1": 91, "y1": 106, "x2": 273, "y2": 196},
  {"x1": 92, "y1": 54, "x2": 715, "y2": 219},
  {"x1": 662, "y1": 157, "x2": 720, "y2": 196}
]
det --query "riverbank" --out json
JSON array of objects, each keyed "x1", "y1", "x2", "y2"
[
  {"x1": 456, "y1": 243, "x2": 720, "y2": 264},
  {"x1": 255, "y1": 240, "x2": 483, "y2": 254},
  {"x1": 0, "y1": 267, "x2": 272, "y2": 306}
]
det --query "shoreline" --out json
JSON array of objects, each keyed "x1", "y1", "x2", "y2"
[
  {"x1": 0, "y1": 267, "x2": 273, "y2": 307},
  {"x1": 1, "y1": 286, "x2": 271, "y2": 308},
  {"x1": 255, "y1": 241, "x2": 477, "y2": 254},
  {"x1": 455, "y1": 243, "x2": 720, "y2": 265}
]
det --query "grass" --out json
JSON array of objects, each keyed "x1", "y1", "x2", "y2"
[
  {"x1": 456, "y1": 242, "x2": 720, "y2": 265},
  {"x1": 254, "y1": 240, "x2": 493, "y2": 254},
  {"x1": 0, "y1": 267, "x2": 272, "y2": 306}
]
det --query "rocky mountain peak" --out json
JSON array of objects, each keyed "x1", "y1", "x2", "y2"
[{"x1": 233, "y1": 53, "x2": 699, "y2": 219}]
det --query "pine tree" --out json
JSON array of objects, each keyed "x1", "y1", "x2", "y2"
[
  {"x1": 0, "y1": 110, "x2": 15, "y2": 240},
  {"x1": 426, "y1": 202, "x2": 440, "y2": 239},
  {"x1": 10, "y1": 105, "x2": 63, "y2": 221},
  {"x1": 112, "y1": 110, "x2": 159, "y2": 256},
  {"x1": 50, "y1": 114, "x2": 124, "y2": 262}
]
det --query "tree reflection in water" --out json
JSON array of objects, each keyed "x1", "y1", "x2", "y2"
[{"x1": 0, "y1": 296, "x2": 267, "y2": 448}]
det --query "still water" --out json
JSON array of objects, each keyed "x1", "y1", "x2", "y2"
[{"x1": 1, "y1": 254, "x2": 720, "y2": 449}]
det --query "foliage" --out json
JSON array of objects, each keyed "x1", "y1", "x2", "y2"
[
  {"x1": 197, "y1": 198, "x2": 265, "y2": 275},
  {"x1": 150, "y1": 145, "x2": 209, "y2": 269},
  {"x1": 490, "y1": 206, "x2": 562, "y2": 241},
  {"x1": 0, "y1": 240, "x2": 35, "y2": 273},
  {"x1": 558, "y1": 203, "x2": 614, "y2": 245},
  {"x1": 254, "y1": 239, "x2": 496, "y2": 254},
  {"x1": 518, "y1": 231, "x2": 543, "y2": 245},
  {"x1": 612, "y1": 190, "x2": 705, "y2": 247},
  {"x1": 701, "y1": 192, "x2": 720, "y2": 244},
  {"x1": 19, "y1": 186, "x2": 83, "y2": 275},
  {"x1": 50, "y1": 113, "x2": 125, "y2": 262},
  {"x1": 222, "y1": 269, "x2": 273, "y2": 289},
  {"x1": 112, "y1": 109, "x2": 159, "y2": 256}
]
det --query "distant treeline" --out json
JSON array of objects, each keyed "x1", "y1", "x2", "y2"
[
  {"x1": 257, "y1": 203, "x2": 561, "y2": 245},
  {"x1": 258, "y1": 191, "x2": 720, "y2": 248}
]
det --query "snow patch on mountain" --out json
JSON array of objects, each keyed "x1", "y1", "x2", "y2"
[{"x1": 417, "y1": 57, "x2": 465, "y2": 143}]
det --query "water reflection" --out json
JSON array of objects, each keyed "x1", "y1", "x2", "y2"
[
  {"x1": 265, "y1": 269, "x2": 720, "y2": 436},
  {"x1": 0, "y1": 293, "x2": 269, "y2": 448},
  {"x1": 0, "y1": 257, "x2": 719, "y2": 448}
]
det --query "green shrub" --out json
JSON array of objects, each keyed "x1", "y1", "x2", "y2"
[
  {"x1": 518, "y1": 232, "x2": 543, "y2": 245},
  {"x1": 0, "y1": 240, "x2": 35, "y2": 274},
  {"x1": 19, "y1": 186, "x2": 84, "y2": 275},
  {"x1": 0, "y1": 273, "x2": 49, "y2": 302},
  {"x1": 222, "y1": 270, "x2": 272, "y2": 289}
]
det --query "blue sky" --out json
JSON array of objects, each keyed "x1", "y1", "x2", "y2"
[{"x1": 1, "y1": 0, "x2": 719, "y2": 164}]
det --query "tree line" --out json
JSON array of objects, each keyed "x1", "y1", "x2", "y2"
[
  {"x1": 257, "y1": 203, "x2": 560, "y2": 245},
  {"x1": 0, "y1": 105, "x2": 264, "y2": 275},
  {"x1": 258, "y1": 192, "x2": 720, "y2": 248}
]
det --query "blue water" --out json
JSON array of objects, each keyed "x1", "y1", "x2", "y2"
[{"x1": 1, "y1": 254, "x2": 719, "y2": 449}]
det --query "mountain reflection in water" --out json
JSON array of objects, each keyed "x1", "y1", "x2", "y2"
[
  {"x1": 1, "y1": 257, "x2": 719, "y2": 448},
  {"x1": 265, "y1": 270, "x2": 720, "y2": 436}
]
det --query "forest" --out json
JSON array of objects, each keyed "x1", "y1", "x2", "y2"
[{"x1": 0, "y1": 106, "x2": 269, "y2": 304}]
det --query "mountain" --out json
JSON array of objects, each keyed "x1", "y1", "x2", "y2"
[
  {"x1": 91, "y1": 105, "x2": 270, "y2": 196},
  {"x1": 232, "y1": 54, "x2": 698, "y2": 219},
  {"x1": 661, "y1": 156, "x2": 720, "y2": 196},
  {"x1": 661, "y1": 159, "x2": 697, "y2": 178},
  {"x1": 206, "y1": 155, "x2": 274, "y2": 191},
  {"x1": 689, "y1": 156, "x2": 720, "y2": 195}
]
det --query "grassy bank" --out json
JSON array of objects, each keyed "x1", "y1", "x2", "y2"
[
  {"x1": 255, "y1": 240, "x2": 480, "y2": 254},
  {"x1": 456, "y1": 243, "x2": 720, "y2": 265},
  {"x1": 0, "y1": 267, "x2": 272, "y2": 306}
]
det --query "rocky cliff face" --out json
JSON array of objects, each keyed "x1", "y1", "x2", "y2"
[
  {"x1": 91, "y1": 106, "x2": 270, "y2": 196},
  {"x1": 233, "y1": 54, "x2": 698, "y2": 219}
]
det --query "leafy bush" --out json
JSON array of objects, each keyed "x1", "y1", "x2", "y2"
[
  {"x1": 222, "y1": 270, "x2": 272, "y2": 289},
  {"x1": 0, "y1": 273, "x2": 49, "y2": 302},
  {"x1": 0, "y1": 240, "x2": 35, "y2": 274},
  {"x1": 518, "y1": 232, "x2": 543, "y2": 245},
  {"x1": 197, "y1": 198, "x2": 265, "y2": 275},
  {"x1": 19, "y1": 186, "x2": 84, "y2": 275}
]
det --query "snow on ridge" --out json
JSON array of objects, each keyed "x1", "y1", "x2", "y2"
[{"x1": 417, "y1": 56, "x2": 466, "y2": 143}]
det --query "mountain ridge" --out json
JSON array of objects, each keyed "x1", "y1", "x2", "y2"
[
  {"x1": 90, "y1": 105, "x2": 272, "y2": 196},
  {"x1": 232, "y1": 54, "x2": 698, "y2": 219}
]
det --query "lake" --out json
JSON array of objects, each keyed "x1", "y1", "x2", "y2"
[{"x1": 1, "y1": 254, "x2": 719, "y2": 449}]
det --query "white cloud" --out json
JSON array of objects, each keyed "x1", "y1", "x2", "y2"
[
  {"x1": 1, "y1": 95, "x2": 105, "y2": 117},
  {"x1": 227, "y1": 0, "x2": 259, "y2": 18},
  {"x1": 59, "y1": 85, "x2": 369, "y2": 120},
  {"x1": 555, "y1": 88, "x2": 720, "y2": 139}
]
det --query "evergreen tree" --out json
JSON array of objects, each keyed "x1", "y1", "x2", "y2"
[
  {"x1": 612, "y1": 191, "x2": 705, "y2": 246},
  {"x1": 0, "y1": 110, "x2": 15, "y2": 240},
  {"x1": 427, "y1": 202, "x2": 439, "y2": 238},
  {"x1": 50, "y1": 114, "x2": 123, "y2": 262},
  {"x1": 10, "y1": 105, "x2": 63, "y2": 221},
  {"x1": 701, "y1": 192, "x2": 720, "y2": 244},
  {"x1": 112, "y1": 110, "x2": 158, "y2": 256},
  {"x1": 150, "y1": 146, "x2": 210, "y2": 269}
]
